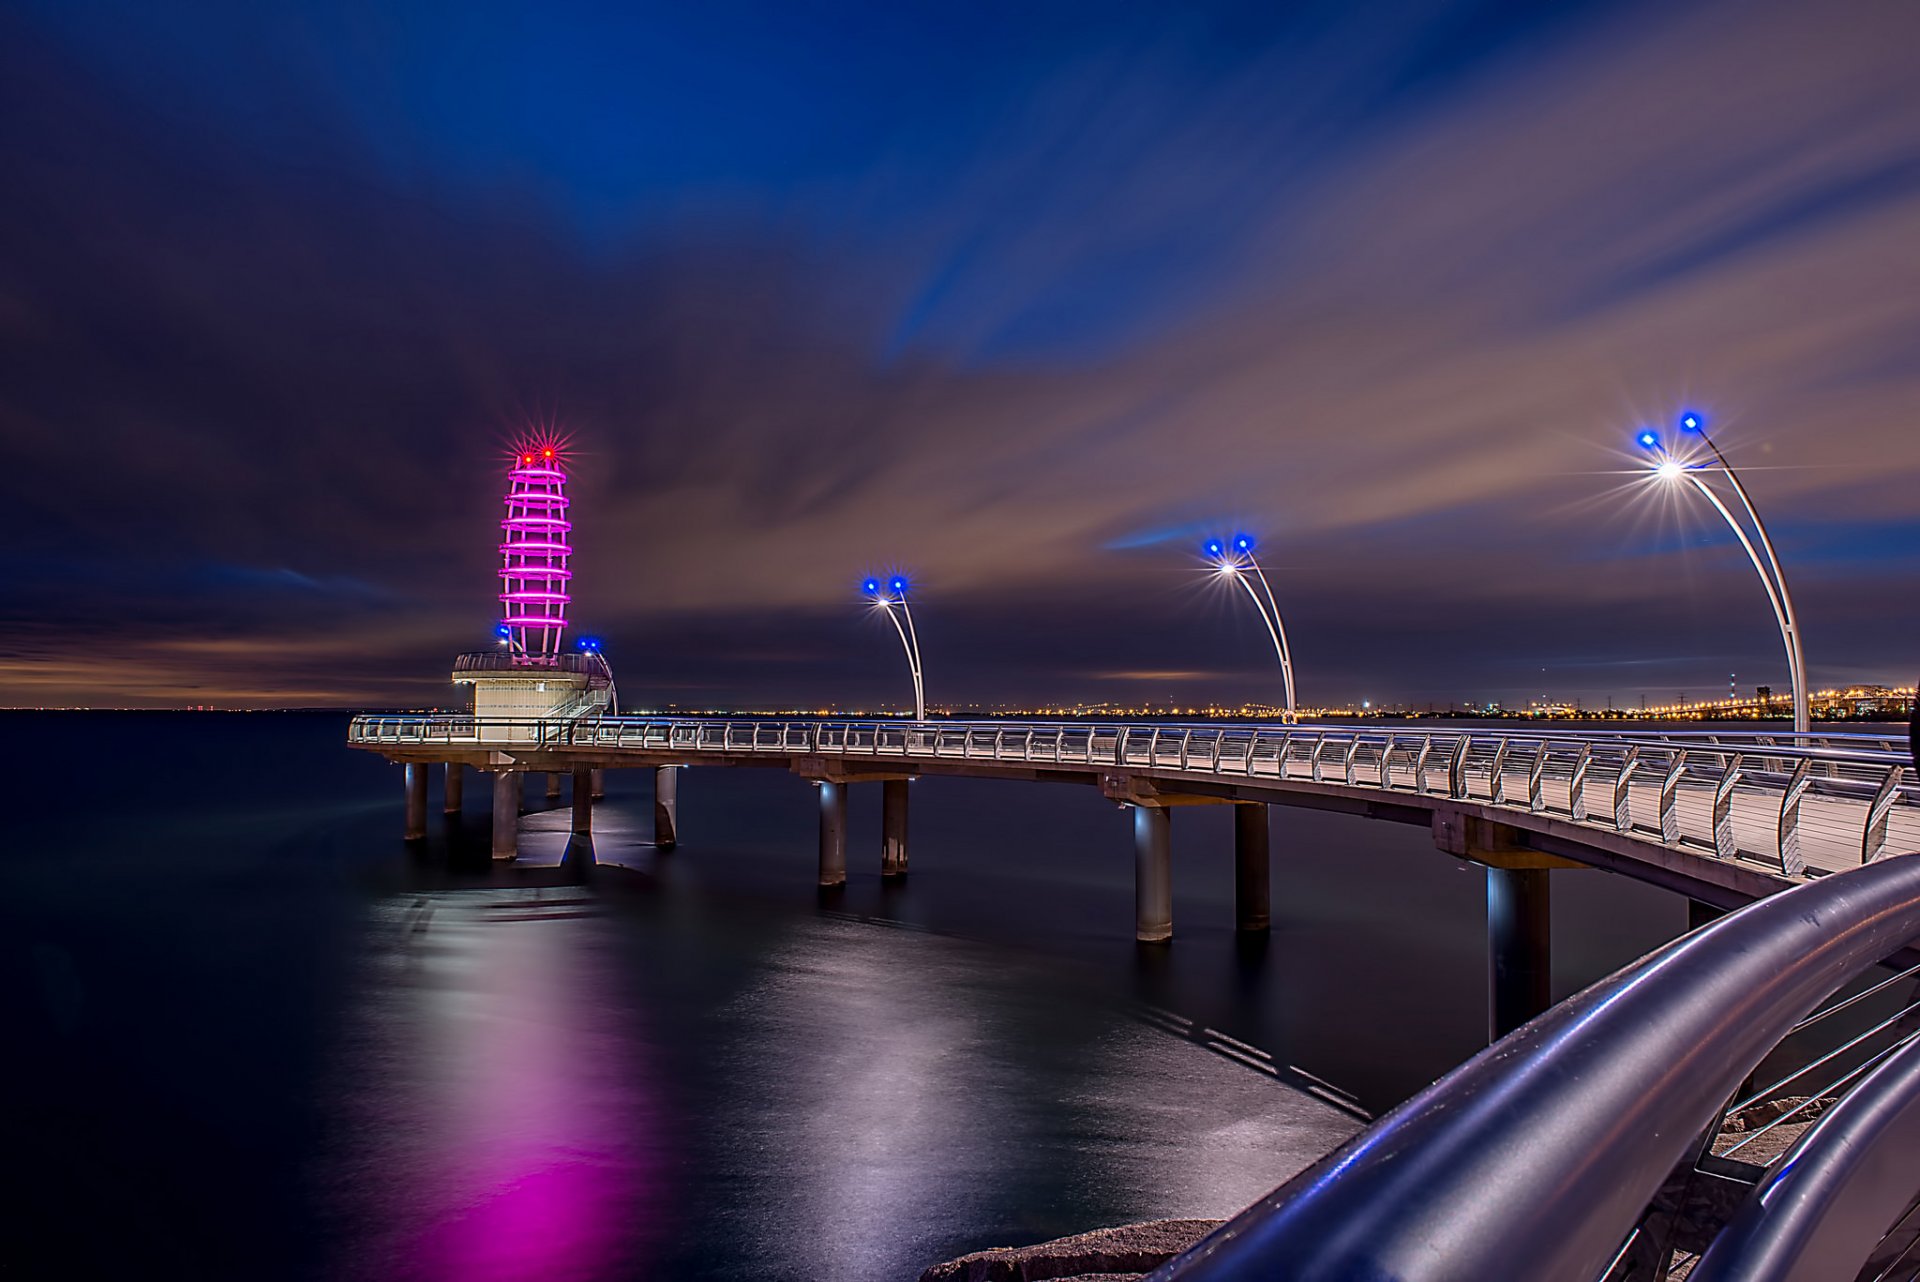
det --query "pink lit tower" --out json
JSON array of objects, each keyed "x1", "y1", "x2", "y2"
[
  {"x1": 499, "y1": 441, "x2": 572, "y2": 663},
  {"x1": 453, "y1": 438, "x2": 615, "y2": 744}
]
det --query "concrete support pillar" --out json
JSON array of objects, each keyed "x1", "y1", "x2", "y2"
[
  {"x1": 590, "y1": 769, "x2": 606, "y2": 801},
  {"x1": 572, "y1": 769, "x2": 593, "y2": 837},
  {"x1": 403, "y1": 763, "x2": 428, "y2": 841},
  {"x1": 881, "y1": 779, "x2": 910, "y2": 878},
  {"x1": 547, "y1": 772, "x2": 563, "y2": 801},
  {"x1": 1134, "y1": 805, "x2": 1172, "y2": 943},
  {"x1": 515, "y1": 771, "x2": 527, "y2": 815},
  {"x1": 654, "y1": 766, "x2": 679, "y2": 851},
  {"x1": 1487, "y1": 865, "x2": 1551, "y2": 1041},
  {"x1": 444, "y1": 762, "x2": 463, "y2": 814},
  {"x1": 1688, "y1": 899, "x2": 1725, "y2": 932},
  {"x1": 818, "y1": 780, "x2": 847, "y2": 887},
  {"x1": 491, "y1": 771, "x2": 519, "y2": 861},
  {"x1": 1234, "y1": 803, "x2": 1271, "y2": 933}
]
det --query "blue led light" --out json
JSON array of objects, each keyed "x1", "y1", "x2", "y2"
[
  {"x1": 1680, "y1": 411, "x2": 1703, "y2": 432},
  {"x1": 1232, "y1": 533, "x2": 1255, "y2": 553},
  {"x1": 861, "y1": 578, "x2": 881, "y2": 596},
  {"x1": 496, "y1": 623, "x2": 513, "y2": 638},
  {"x1": 1637, "y1": 430, "x2": 1659, "y2": 450},
  {"x1": 1203, "y1": 539, "x2": 1224, "y2": 558},
  {"x1": 888, "y1": 576, "x2": 909, "y2": 595}
]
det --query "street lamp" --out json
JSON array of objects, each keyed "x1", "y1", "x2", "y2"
[
  {"x1": 861, "y1": 574, "x2": 926, "y2": 721},
  {"x1": 1204, "y1": 533, "x2": 1298, "y2": 723},
  {"x1": 1638, "y1": 412, "x2": 1809, "y2": 736}
]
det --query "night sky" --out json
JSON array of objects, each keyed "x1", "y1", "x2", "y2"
[{"x1": 3, "y1": 0, "x2": 1917, "y2": 711}]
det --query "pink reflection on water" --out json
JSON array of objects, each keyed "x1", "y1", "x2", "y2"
[{"x1": 332, "y1": 891, "x2": 667, "y2": 1282}]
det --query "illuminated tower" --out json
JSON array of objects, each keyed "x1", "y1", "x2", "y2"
[
  {"x1": 453, "y1": 438, "x2": 615, "y2": 741},
  {"x1": 499, "y1": 443, "x2": 571, "y2": 664}
]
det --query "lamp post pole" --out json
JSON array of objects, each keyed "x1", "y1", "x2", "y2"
[
  {"x1": 862, "y1": 575, "x2": 925, "y2": 721},
  {"x1": 1205, "y1": 534, "x2": 1298, "y2": 724},
  {"x1": 1639, "y1": 414, "x2": 1809, "y2": 736}
]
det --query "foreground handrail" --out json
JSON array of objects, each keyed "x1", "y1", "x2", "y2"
[
  {"x1": 1691, "y1": 1030, "x2": 1920, "y2": 1282},
  {"x1": 1147, "y1": 855, "x2": 1920, "y2": 1282}
]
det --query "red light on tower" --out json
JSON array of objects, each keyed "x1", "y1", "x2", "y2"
[{"x1": 498, "y1": 439, "x2": 572, "y2": 663}]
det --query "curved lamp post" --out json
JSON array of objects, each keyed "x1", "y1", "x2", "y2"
[
  {"x1": 1638, "y1": 413, "x2": 1809, "y2": 736},
  {"x1": 1204, "y1": 533, "x2": 1298, "y2": 724},
  {"x1": 861, "y1": 574, "x2": 926, "y2": 721}
]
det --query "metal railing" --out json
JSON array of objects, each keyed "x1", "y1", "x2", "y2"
[
  {"x1": 1144, "y1": 853, "x2": 1920, "y2": 1282},
  {"x1": 348, "y1": 715, "x2": 1919, "y2": 878}
]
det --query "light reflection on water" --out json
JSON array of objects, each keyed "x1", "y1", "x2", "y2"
[
  {"x1": 321, "y1": 889, "x2": 1361, "y2": 1282},
  {"x1": 5, "y1": 712, "x2": 1746, "y2": 1281},
  {"x1": 326, "y1": 891, "x2": 665, "y2": 1281}
]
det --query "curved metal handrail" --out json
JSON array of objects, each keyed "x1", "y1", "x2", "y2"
[
  {"x1": 1146, "y1": 854, "x2": 1920, "y2": 1282},
  {"x1": 1690, "y1": 1032, "x2": 1920, "y2": 1282}
]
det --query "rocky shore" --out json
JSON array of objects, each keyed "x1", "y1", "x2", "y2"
[{"x1": 918, "y1": 1219, "x2": 1221, "y2": 1282}]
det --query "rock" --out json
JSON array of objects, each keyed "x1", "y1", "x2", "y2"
[{"x1": 917, "y1": 1218, "x2": 1221, "y2": 1282}]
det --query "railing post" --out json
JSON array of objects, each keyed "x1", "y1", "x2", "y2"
[
  {"x1": 1863, "y1": 766, "x2": 1906, "y2": 864},
  {"x1": 1711, "y1": 754, "x2": 1743, "y2": 859},
  {"x1": 1658, "y1": 751, "x2": 1687, "y2": 845},
  {"x1": 1414, "y1": 738, "x2": 1433, "y2": 794},
  {"x1": 1568, "y1": 745, "x2": 1591, "y2": 822},
  {"x1": 1449, "y1": 736, "x2": 1471, "y2": 800},
  {"x1": 1613, "y1": 748, "x2": 1640, "y2": 831},
  {"x1": 1489, "y1": 737, "x2": 1510, "y2": 806},
  {"x1": 1778, "y1": 758, "x2": 1811, "y2": 876},
  {"x1": 1526, "y1": 745, "x2": 1546, "y2": 814}
]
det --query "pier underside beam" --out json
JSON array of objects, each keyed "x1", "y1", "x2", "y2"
[
  {"x1": 654, "y1": 766, "x2": 678, "y2": 850},
  {"x1": 444, "y1": 762, "x2": 463, "y2": 814},
  {"x1": 1235, "y1": 803, "x2": 1271, "y2": 933},
  {"x1": 1135, "y1": 805, "x2": 1172, "y2": 943},
  {"x1": 881, "y1": 779, "x2": 909, "y2": 878},
  {"x1": 404, "y1": 763, "x2": 428, "y2": 840},
  {"x1": 818, "y1": 780, "x2": 847, "y2": 887},
  {"x1": 491, "y1": 771, "x2": 519, "y2": 861},
  {"x1": 1487, "y1": 865, "x2": 1552, "y2": 1041}
]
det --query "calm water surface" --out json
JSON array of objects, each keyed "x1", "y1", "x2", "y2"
[{"x1": 4, "y1": 712, "x2": 1719, "y2": 1280}]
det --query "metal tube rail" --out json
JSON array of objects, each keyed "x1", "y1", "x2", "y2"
[
  {"x1": 1692, "y1": 1030, "x2": 1920, "y2": 1282},
  {"x1": 1144, "y1": 855, "x2": 1920, "y2": 1282}
]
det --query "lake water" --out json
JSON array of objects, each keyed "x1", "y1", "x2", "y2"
[{"x1": 3, "y1": 711, "x2": 1760, "y2": 1280}]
